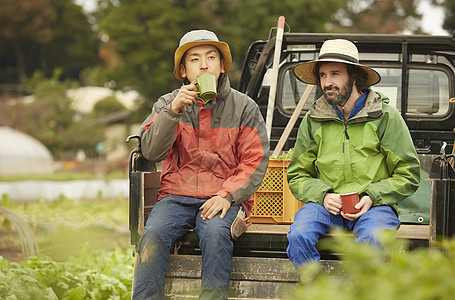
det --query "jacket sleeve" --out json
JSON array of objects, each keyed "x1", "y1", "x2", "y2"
[
  {"x1": 287, "y1": 114, "x2": 333, "y2": 204},
  {"x1": 216, "y1": 101, "x2": 270, "y2": 206},
  {"x1": 365, "y1": 106, "x2": 421, "y2": 206},
  {"x1": 140, "y1": 93, "x2": 182, "y2": 162}
]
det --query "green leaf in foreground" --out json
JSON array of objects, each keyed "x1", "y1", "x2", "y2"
[
  {"x1": 291, "y1": 229, "x2": 455, "y2": 300},
  {"x1": 0, "y1": 247, "x2": 134, "y2": 300}
]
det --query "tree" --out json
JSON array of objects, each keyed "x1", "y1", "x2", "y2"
[
  {"x1": 440, "y1": 0, "x2": 455, "y2": 32},
  {"x1": 0, "y1": 0, "x2": 55, "y2": 83},
  {"x1": 44, "y1": 0, "x2": 100, "y2": 80},
  {"x1": 0, "y1": 0, "x2": 99, "y2": 85},
  {"x1": 334, "y1": 0, "x2": 423, "y2": 34}
]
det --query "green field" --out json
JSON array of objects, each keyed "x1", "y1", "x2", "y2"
[{"x1": 0, "y1": 196, "x2": 134, "y2": 299}]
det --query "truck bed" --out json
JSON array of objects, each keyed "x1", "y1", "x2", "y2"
[{"x1": 245, "y1": 223, "x2": 429, "y2": 239}]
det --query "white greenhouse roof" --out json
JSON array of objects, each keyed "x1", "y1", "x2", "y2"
[
  {"x1": 0, "y1": 127, "x2": 54, "y2": 175},
  {"x1": 67, "y1": 86, "x2": 141, "y2": 114}
]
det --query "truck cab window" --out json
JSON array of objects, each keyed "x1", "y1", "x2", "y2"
[{"x1": 374, "y1": 68, "x2": 450, "y2": 116}]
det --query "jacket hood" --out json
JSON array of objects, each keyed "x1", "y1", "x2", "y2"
[{"x1": 217, "y1": 73, "x2": 231, "y2": 100}]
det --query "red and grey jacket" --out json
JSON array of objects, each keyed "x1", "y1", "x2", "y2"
[{"x1": 140, "y1": 74, "x2": 270, "y2": 213}]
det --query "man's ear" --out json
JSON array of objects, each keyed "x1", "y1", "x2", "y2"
[
  {"x1": 351, "y1": 80, "x2": 360, "y2": 93},
  {"x1": 180, "y1": 64, "x2": 187, "y2": 79},
  {"x1": 220, "y1": 58, "x2": 225, "y2": 74}
]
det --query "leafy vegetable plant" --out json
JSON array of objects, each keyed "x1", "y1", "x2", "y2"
[
  {"x1": 0, "y1": 247, "x2": 134, "y2": 300},
  {"x1": 290, "y1": 230, "x2": 455, "y2": 300}
]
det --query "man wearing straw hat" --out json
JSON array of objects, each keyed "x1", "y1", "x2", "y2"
[
  {"x1": 133, "y1": 30, "x2": 269, "y2": 299},
  {"x1": 286, "y1": 39, "x2": 420, "y2": 267}
]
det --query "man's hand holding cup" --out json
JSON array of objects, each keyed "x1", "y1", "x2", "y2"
[{"x1": 171, "y1": 83, "x2": 198, "y2": 113}]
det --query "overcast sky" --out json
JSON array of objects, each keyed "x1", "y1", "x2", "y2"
[{"x1": 418, "y1": 0, "x2": 448, "y2": 35}]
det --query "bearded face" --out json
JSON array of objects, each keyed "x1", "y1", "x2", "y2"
[
  {"x1": 318, "y1": 62, "x2": 354, "y2": 106},
  {"x1": 323, "y1": 77, "x2": 354, "y2": 106}
]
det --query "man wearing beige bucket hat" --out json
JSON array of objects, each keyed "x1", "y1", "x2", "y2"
[
  {"x1": 286, "y1": 39, "x2": 421, "y2": 267},
  {"x1": 133, "y1": 30, "x2": 269, "y2": 299}
]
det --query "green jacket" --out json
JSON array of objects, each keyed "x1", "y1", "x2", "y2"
[{"x1": 287, "y1": 89, "x2": 420, "y2": 214}]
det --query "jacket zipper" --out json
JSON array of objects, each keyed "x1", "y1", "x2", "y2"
[
  {"x1": 342, "y1": 119, "x2": 349, "y2": 153},
  {"x1": 343, "y1": 120, "x2": 350, "y2": 140}
]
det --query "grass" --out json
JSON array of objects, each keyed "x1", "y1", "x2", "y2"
[
  {"x1": 0, "y1": 195, "x2": 131, "y2": 261},
  {"x1": 0, "y1": 170, "x2": 127, "y2": 182}
]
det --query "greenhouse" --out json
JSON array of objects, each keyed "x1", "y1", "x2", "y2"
[{"x1": 0, "y1": 126, "x2": 54, "y2": 175}]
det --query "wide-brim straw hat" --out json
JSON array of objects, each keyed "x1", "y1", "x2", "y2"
[
  {"x1": 293, "y1": 39, "x2": 381, "y2": 86},
  {"x1": 174, "y1": 30, "x2": 232, "y2": 81}
]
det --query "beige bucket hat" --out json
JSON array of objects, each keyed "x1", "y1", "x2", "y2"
[
  {"x1": 293, "y1": 39, "x2": 381, "y2": 86},
  {"x1": 174, "y1": 30, "x2": 232, "y2": 81}
]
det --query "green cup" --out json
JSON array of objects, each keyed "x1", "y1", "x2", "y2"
[{"x1": 196, "y1": 73, "x2": 217, "y2": 103}]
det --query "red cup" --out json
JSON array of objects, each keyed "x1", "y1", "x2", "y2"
[{"x1": 341, "y1": 192, "x2": 360, "y2": 214}]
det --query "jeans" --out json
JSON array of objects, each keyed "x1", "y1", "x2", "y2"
[
  {"x1": 286, "y1": 202, "x2": 400, "y2": 268},
  {"x1": 132, "y1": 195, "x2": 240, "y2": 300}
]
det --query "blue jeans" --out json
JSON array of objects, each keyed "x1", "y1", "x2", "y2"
[
  {"x1": 132, "y1": 195, "x2": 240, "y2": 300},
  {"x1": 286, "y1": 202, "x2": 400, "y2": 268}
]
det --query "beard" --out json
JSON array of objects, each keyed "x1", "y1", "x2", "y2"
[{"x1": 323, "y1": 79, "x2": 354, "y2": 106}]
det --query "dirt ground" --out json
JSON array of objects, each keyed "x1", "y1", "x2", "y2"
[{"x1": 0, "y1": 230, "x2": 27, "y2": 261}]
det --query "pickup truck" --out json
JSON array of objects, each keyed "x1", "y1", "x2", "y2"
[{"x1": 127, "y1": 28, "x2": 455, "y2": 299}]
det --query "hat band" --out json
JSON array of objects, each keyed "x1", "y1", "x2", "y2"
[
  {"x1": 319, "y1": 53, "x2": 359, "y2": 64},
  {"x1": 180, "y1": 38, "x2": 215, "y2": 46}
]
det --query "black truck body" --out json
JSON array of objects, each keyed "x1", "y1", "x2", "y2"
[{"x1": 127, "y1": 30, "x2": 455, "y2": 299}]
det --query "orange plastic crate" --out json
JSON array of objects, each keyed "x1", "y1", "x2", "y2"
[{"x1": 251, "y1": 159, "x2": 304, "y2": 224}]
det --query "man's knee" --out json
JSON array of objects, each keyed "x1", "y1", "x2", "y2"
[
  {"x1": 139, "y1": 226, "x2": 173, "y2": 255},
  {"x1": 287, "y1": 226, "x2": 319, "y2": 248},
  {"x1": 286, "y1": 228, "x2": 321, "y2": 266},
  {"x1": 355, "y1": 206, "x2": 400, "y2": 233},
  {"x1": 353, "y1": 206, "x2": 400, "y2": 247}
]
